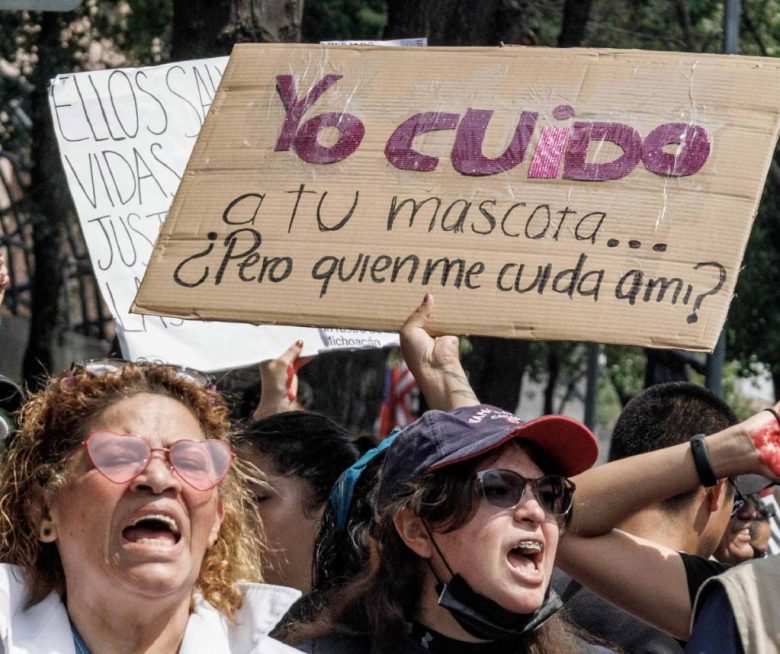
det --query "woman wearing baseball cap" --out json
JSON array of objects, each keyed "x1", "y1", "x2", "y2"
[{"x1": 283, "y1": 298, "x2": 605, "y2": 654}]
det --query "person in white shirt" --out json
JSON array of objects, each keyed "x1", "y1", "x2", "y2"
[{"x1": 0, "y1": 359, "x2": 300, "y2": 653}]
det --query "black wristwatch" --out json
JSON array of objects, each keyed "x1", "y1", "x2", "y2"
[{"x1": 689, "y1": 434, "x2": 717, "y2": 487}]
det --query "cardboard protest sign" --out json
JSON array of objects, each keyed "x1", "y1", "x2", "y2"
[
  {"x1": 48, "y1": 57, "x2": 372, "y2": 371},
  {"x1": 133, "y1": 44, "x2": 780, "y2": 351}
]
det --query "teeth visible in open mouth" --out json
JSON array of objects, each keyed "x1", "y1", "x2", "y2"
[
  {"x1": 512, "y1": 540, "x2": 543, "y2": 555},
  {"x1": 128, "y1": 514, "x2": 180, "y2": 535}
]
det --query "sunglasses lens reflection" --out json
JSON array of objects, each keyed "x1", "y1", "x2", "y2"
[
  {"x1": 86, "y1": 432, "x2": 150, "y2": 483},
  {"x1": 481, "y1": 470, "x2": 523, "y2": 508},
  {"x1": 478, "y1": 469, "x2": 573, "y2": 516},
  {"x1": 169, "y1": 440, "x2": 232, "y2": 490},
  {"x1": 536, "y1": 476, "x2": 572, "y2": 515},
  {"x1": 728, "y1": 479, "x2": 747, "y2": 517}
]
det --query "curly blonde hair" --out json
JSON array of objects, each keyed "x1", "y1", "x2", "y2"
[{"x1": 0, "y1": 362, "x2": 265, "y2": 619}]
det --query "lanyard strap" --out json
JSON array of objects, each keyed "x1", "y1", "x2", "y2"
[{"x1": 69, "y1": 619, "x2": 92, "y2": 654}]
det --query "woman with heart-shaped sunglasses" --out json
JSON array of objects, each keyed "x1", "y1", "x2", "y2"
[{"x1": 0, "y1": 360, "x2": 300, "y2": 654}]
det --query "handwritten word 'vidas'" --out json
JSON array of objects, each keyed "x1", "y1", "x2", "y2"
[{"x1": 274, "y1": 74, "x2": 710, "y2": 180}]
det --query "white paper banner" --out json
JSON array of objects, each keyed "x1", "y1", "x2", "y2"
[{"x1": 49, "y1": 57, "x2": 397, "y2": 370}]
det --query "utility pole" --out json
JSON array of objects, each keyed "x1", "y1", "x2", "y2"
[
  {"x1": 707, "y1": 0, "x2": 740, "y2": 395},
  {"x1": 724, "y1": 0, "x2": 741, "y2": 55},
  {"x1": 583, "y1": 343, "x2": 600, "y2": 430}
]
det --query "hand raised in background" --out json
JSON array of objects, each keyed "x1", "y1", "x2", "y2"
[
  {"x1": 400, "y1": 293, "x2": 478, "y2": 411},
  {"x1": 252, "y1": 339, "x2": 313, "y2": 422}
]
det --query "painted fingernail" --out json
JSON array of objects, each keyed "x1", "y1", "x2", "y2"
[{"x1": 295, "y1": 339, "x2": 304, "y2": 347}]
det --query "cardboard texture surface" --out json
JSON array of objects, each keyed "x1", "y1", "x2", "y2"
[{"x1": 133, "y1": 44, "x2": 780, "y2": 351}]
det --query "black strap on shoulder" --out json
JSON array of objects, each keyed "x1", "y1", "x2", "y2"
[{"x1": 560, "y1": 578, "x2": 583, "y2": 603}]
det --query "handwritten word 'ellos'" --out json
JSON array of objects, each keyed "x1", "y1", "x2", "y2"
[
  {"x1": 274, "y1": 75, "x2": 711, "y2": 181},
  {"x1": 50, "y1": 63, "x2": 224, "y2": 144}
]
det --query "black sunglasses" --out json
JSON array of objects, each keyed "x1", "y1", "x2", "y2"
[
  {"x1": 475, "y1": 468, "x2": 575, "y2": 516},
  {"x1": 757, "y1": 502, "x2": 777, "y2": 520},
  {"x1": 728, "y1": 478, "x2": 747, "y2": 517}
]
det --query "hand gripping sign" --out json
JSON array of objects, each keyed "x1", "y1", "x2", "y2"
[{"x1": 133, "y1": 44, "x2": 780, "y2": 352}]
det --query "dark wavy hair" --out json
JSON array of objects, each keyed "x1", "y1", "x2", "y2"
[
  {"x1": 284, "y1": 440, "x2": 585, "y2": 654},
  {"x1": 236, "y1": 411, "x2": 360, "y2": 515},
  {"x1": 272, "y1": 445, "x2": 386, "y2": 640}
]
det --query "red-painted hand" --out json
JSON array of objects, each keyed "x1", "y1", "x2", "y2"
[{"x1": 749, "y1": 404, "x2": 780, "y2": 477}]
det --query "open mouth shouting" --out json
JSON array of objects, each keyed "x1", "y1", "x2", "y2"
[
  {"x1": 507, "y1": 539, "x2": 545, "y2": 582},
  {"x1": 122, "y1": 513, "x2": 182, "y2": 547}
]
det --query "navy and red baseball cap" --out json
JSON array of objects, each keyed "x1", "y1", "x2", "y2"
[{"x1": 377, "y1": 404, "x2": 598, "y2": 504}]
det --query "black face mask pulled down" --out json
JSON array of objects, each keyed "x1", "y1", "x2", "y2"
[
  {"x1": 422, "y1": 522, "x2": 562, "y2": 642},
  {"x1": 435, "y1": 574, "x2": 562, "y2": 642}
]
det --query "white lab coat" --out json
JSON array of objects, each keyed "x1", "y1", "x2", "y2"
[{"x1": 0, "y1": 564, "x2": 301, "y2": 653}]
